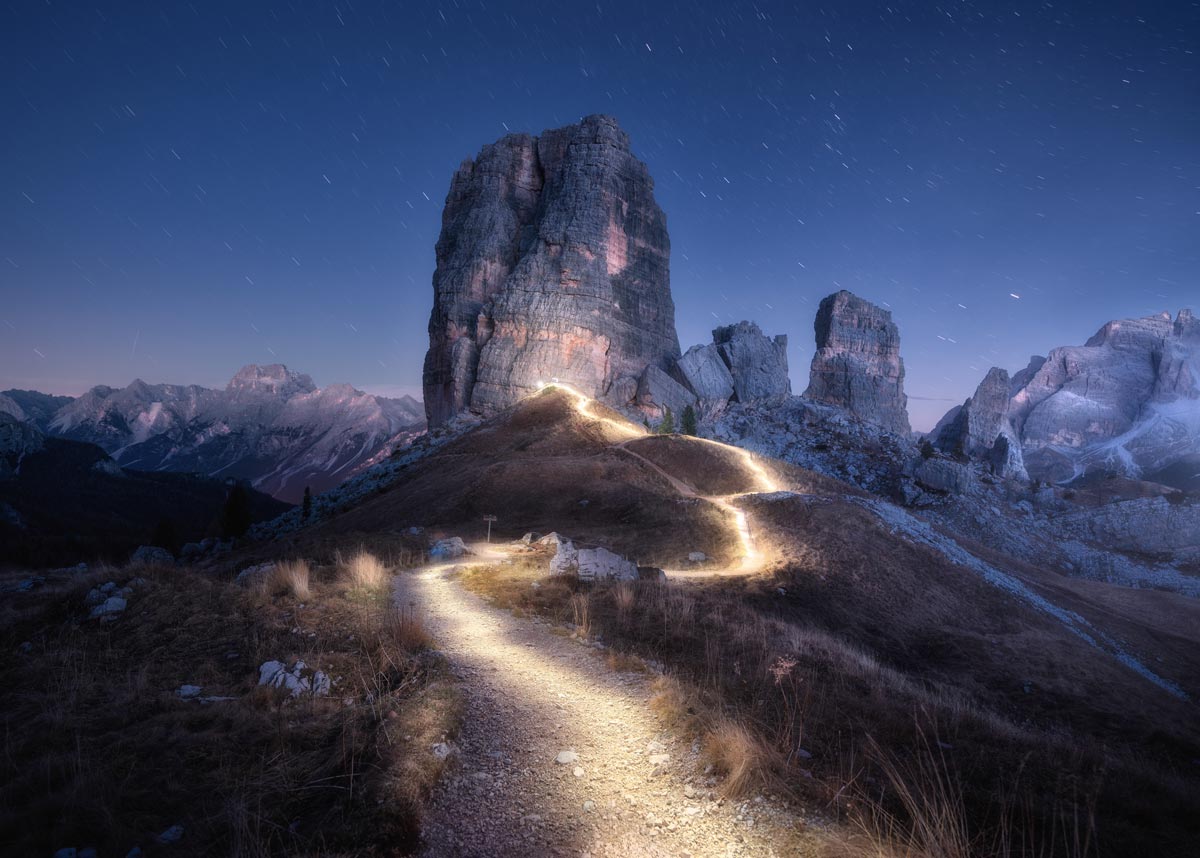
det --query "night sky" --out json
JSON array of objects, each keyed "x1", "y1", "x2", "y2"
[{"x1": 2, "y1": 1, "x2": 1197, "y2": 429}]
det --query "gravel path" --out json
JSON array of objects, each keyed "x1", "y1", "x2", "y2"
[{"x1": 395, "y1": 558, "x2": 817, "y2": 857}]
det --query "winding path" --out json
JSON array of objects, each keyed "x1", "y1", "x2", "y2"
[{"x1": 395, "y1": 553, "x2": 816, "y2": 857}]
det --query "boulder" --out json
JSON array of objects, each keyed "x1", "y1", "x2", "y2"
[
  {"x1": 549, "y1": 539, "x2": 637, "y2": 581},
  {"x1": 805, "y1": 290, "x2": 911, "y2": 435},
  {"x1": 423, "y1": 114, "x2": 680, "y2": 427},
  {"x1": 429, "y1": 537, "x2": 469, "y2": 559},
  {"x1": 635, "y1": 364, "x2": 696, "y2": 419},
  {"x1": 672, "y1": 343, "x2": 735, "y2": 419},
  {"x1": 913, "y1": 458, "x2": 976, "y2": 494}
]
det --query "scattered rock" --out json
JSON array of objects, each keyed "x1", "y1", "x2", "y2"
[
  {"x1": 555, "y1": 750, "x2": 580, "y2": 765},
  {"x1": 156, "y1": 824, "x2": 184, "y2": 845},
  {"x1": 129, "y1": 545, "x2": 174, "y2": 567},
  {"x1": 176, "y1": 685, "x2": 203, "y2": 700},
  {"x1": 257, "y1": 660, "x2": 331, "y2": 699},
  {"x1": 687, "y1": 551, "x2": 707, "y2": 563},
  {"x1": 235, "y1": 562, "x2": 275, "y2": 586},
  {"x1": 431, "y1": 742, "x2": 454, "y2": 760},
  {"x1": 88, "y1": 596, "x2": 127, "y2": 621}
]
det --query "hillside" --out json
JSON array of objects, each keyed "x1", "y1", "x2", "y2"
[
  {"x1": 0, "y1": 433, "x2": 289, "y2": 566},
  {"x1": 276, "y1": 384, "x2": 1200, "y2": 855}
]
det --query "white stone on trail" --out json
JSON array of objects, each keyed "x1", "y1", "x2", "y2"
[
  {"x1": 176, "y1": 685, "x2": 202, "y2": 699},
  {"x1": 431, "y1": 742, "x2": 453, "y2": 760},
  {"x1": 555, "y1": 750, "x2": 580, "y2": 765},
  {"x1": 573, "y1": 766, "x2": 585, "y2": 778}
]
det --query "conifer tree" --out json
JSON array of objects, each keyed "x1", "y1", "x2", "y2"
[{"x1": 681, "y1": 404, "x2": 697, "y2": 436}]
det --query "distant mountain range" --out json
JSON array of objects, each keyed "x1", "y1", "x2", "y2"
[{"x1": 1, "y1": 364, "x2": 426, "y2": 503}]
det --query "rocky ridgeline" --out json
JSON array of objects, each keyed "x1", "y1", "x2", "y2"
[
  {"x1": 4, "y1": 364, "x2": 425, "y2": 503},
  {"x1": 934, "y1": 308, "x2": 1199, "y2": 490}
]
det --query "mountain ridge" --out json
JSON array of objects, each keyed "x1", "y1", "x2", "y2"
[{"x1": 4, "y1": 364, "x2": 425, "y2": 503}]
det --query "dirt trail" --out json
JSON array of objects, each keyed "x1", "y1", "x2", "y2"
[
  {"x1": 396, "y1": 553, "x2": 816, "y2": 857},
  {"x1": 612, "y1": 441, "x2": 776, "y2": 577}
]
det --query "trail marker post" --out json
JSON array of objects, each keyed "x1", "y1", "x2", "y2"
[{"x1": 483, "y1": 514, "x2": 498, "y2": 543}]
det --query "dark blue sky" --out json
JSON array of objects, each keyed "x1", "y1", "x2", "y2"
[{"x1": 2, "y1": 0, "x2": 1197, "y2": 428}]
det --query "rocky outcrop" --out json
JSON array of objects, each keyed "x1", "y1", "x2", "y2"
[
  {"x1": 422, "y1": 114, "x2": 679, "y2": 427},
  {"x1": 713, "y1": 322, "x2": 790, "y2": 404},
  {"x1": 932, "y1": 367, "x2": 1027, "y2": 480},
  {"x1": 668, "y1": 322, "x2": 790, "y2": 421},
  {"x1": 805, "y1": 291, "x2": 910, "y2": 435},
  {"x1": 635, "y1": 365, "x2": 696, "y2": 421}
]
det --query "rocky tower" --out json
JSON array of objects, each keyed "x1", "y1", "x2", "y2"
[
  {"x1": 804, "y1": 290, "x2": 911, "y2": 435},
  {"x1": 422, "y1": 115, "x2": 680, "y2": 427}
]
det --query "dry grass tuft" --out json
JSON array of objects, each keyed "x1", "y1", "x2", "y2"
[
  {"x1": 705, "y1": 718, "x2": 778, "y2": 799},
  {"x1": 382, "y1": 605, "x2": 435, "y2": 654},
  {"x1": 265, "y1": 559, "x2": 311, "y2": 600},
  {"x1": 340, "y1": 549, "x2": 390, "y2": 591}
]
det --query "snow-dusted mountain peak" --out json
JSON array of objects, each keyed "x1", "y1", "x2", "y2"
[
  {"x1": 227, "y1": 363, "x2": 317, "y2": 398},
  {"x1": 19, "y1": 364, "x2": 426, "y2": 502}
]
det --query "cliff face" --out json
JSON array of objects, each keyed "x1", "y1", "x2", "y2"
[
  {"x1": 804, "y1": 291, "x2": 911, "y2": 435},
  {"x1": 932, "y1": 308, "x2": 1200, "y2": 489},
  {"x1": 422, "y1": 115, "x2": 679, "y2": 427},
  {"x1": 1011, "y1": 310, "x2": 1199, "y2": 484}
]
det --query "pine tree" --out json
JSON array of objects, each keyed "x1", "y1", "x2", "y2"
[
  {"x1": 219, "y1": 483, "x2": 253, "y2": 539},
  {"x1": 302, "y1": 485, "x2": 312, "y2": 521},
  {"x1": 657, "y1": 407, "x2": 675, "y2": 434},
  {"x1": 681, "y1": 404, "x2": 697, "y2": 436}
]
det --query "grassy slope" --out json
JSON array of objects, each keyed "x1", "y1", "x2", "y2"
[{"x1": 0, "y1": 555, "x2": 459, "y2": 857}]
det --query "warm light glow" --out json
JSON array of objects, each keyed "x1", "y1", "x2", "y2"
[
  {"x1": 541, "y1": 381, "x2": 646, "y2": 439},
  {"x1": 525, "y1": 383, "x2": 774, "y2": 575}
]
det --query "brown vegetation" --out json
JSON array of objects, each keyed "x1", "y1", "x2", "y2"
[{"x1": 0, "y1": 554, "x2": 459, "y2": 856}]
